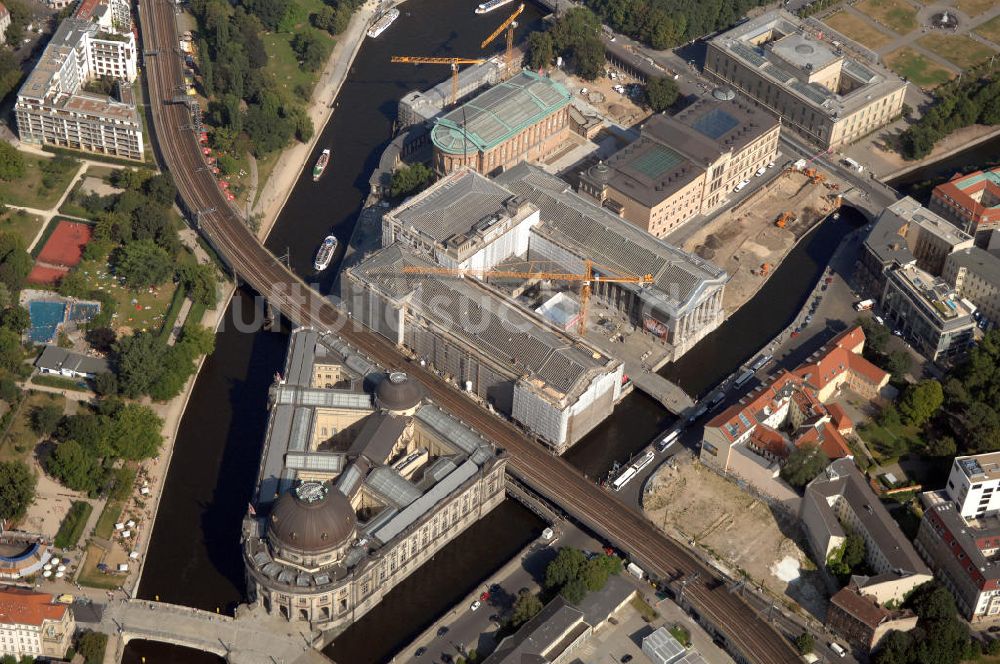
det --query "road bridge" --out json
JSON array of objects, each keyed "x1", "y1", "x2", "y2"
[
  {"x1": 78, "y1": 599, "x2": 330, "y2": 664},
  {"x1": 137, "y1": 0, "x2": 800, "y2": 661}
]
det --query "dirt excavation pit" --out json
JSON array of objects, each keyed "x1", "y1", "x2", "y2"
[
  {"x1": 643, "y1": 457, "x2": 828, "y2": 619},
  {"x1": 683, "y1": 170, "x2": 841, "y2": 314}
]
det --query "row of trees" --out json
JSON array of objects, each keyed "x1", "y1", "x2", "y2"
[
  {"x1": 109, "y1": 323, "x2": 216, "y2": 401},
  {"x1": 899, "y1": 77, "x2": 1000, "y2": 160},
  {"x1": 44, "y1": 398, "x2": 163, "y2": 496},
  {"x1": 584, "y1": 0, "x2": 767, "y2": 50},
  {"x1": 874, "y1": 583, "x2": 975, "y2": 664}
]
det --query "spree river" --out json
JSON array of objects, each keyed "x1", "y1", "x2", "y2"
[{"x1": 125, "y1": 1, "x2": 985, "y2": 660}]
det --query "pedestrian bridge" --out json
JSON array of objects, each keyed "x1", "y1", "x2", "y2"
[{"x1": 78, "y1": 599, "x2": 332, "y2": 664}]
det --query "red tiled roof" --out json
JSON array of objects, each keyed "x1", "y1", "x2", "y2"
[
  {"x1": 0, "y1": 588, "x2": 66, "y2": 627},
  {"x1": 750, "y1": 426, "x2": 787, "y2": 458},
  {"x1": 827, "y1": 402, "x2": 852, "y2": 430},
  {"x1": 794, "y1": 327, "x2": 887, "y2": 391},
  {"x1": 819, "y1": 421, "x2": 853, "y2": 460},
  {"x1": 932, "y1": 169, "x2": 1000, "y2": 225},
  {"x1": 830, "y1": 586, "x2": 889, "y2": 629},
  {"x1": 846, "y1": 353, "x2": 889, "y2": 386}
]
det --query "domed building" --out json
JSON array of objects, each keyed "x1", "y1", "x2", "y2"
[{"x1": 244, "y1": 330, "x2": 507, "y2": 634}]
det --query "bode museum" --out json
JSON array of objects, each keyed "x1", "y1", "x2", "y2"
[{"x1": 242, "y1": 329, "x2": 508, "y2": 633}]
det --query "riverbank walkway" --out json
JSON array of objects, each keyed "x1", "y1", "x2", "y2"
[{"x1": 79, "y1": 598, "x2": 332, "y2": 664}]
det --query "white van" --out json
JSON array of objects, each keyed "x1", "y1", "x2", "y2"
[
  {"x1": 842, "y1": 157, "x2": 863, "y2": 173},
  {"x1": 734, "y1": 180, "x2": 750, "y2": 192},
  {"x1": 830, "y1": 642, "x2": 847, "y2": 657}
]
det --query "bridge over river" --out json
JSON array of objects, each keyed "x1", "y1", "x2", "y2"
[
  {"x1": 79, "y1": 599, "x2": 331, "y2": 664},
  {"x1": 137, "y1": 0, "x2": 802, "y2": 660}
]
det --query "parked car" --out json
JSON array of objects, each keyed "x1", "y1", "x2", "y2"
[
  {"x1": 755, "y1": 166, "x2": 767, "y2": 177},
  {"x1": 470, "y1": 600, "x2": 482, "y2": 611},
  {"x1": 437, "y1": 626, "x2": 449, "y2": 637},
  {"x1": 415, "y1": 647, "x2": 427, "y2": 657},
  {"x1": 734, "y1": 179, "x2": 750, "y2": 192}
]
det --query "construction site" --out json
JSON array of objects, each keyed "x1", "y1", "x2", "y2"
[
  {"x1": 642, "y1": 454, "x2": 829, "y2": 621},
  {"x1": 682, "y1": 167, "x2": 843, "y2": 314}
]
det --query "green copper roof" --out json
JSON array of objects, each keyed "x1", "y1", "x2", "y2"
[{"x1": 431, "y1": 70, "x2": 571, "y2": 155}]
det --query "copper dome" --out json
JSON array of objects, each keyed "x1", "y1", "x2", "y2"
[
  {"x1": 375, "y1": 372, "x2": 424, "y2": 411},
  {"x1": 268, "y1": 482, "x2": 356, "y2": 553}
]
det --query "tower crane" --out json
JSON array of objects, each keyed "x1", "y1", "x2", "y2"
[
  {"x1": 396, "y1": 259, "x2": 654, "y2": 337},
  {"x1": 480, "y1": 3, "x2": 525, "y2": 77},
  {"x1": 390, "y1": 56, "x2": 486, "y2": 107}
]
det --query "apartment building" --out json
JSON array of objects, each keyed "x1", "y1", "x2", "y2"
[
  {"x1": 0, "y1": 587, "x2": 74, "y2": 659},
  {"x1": 914, "y1": 454, "x2": 1000, "y2": 622},
  {"x1": 576, "y1": 92, "x2": 780, "y2": 238},
  {"x1": 701, "y1": 327, "x2": 888, "y2": 473},
  {"x1": 704, "y1": 10, "x2": 907, "y2": 149},
  {"x1": 802, "y1": 459, "x2": 931, "y2": 596},
  {"x1": 15, "y1": 16, "x2": 142, "y2": 160},
  {"x1": 930, "y1": 168, "x2": 1000, "y2": 247},
  {"x1": 943, "y1": 247, "x2": 1000, "y2": 330}
]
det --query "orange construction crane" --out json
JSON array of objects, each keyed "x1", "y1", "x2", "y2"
[
  {"x1": 397, "y1": 259, "x2": 653, "y2": 336},
  {"x1": 391, "y1": 56, "x2": 487, "y2": 106},
  {"x1": 480, "y1": 3, "x2": 525, "y2": 77}
]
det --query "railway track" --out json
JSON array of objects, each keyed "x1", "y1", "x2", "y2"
[{"x1": 136, "y1": 1, "x2": 802, "y2": 661}]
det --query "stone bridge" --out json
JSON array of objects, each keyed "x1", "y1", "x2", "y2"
[{"x1": 78, "y1": 599, "x2": 333, "y2": 664}]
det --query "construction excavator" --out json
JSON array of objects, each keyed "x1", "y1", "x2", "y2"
[
  {"x1": 774, "y1": 211, "x2": 795, "y2": 228},
  {"x1": 393, "y1": 259, "x2": 653, "y2": 337}
]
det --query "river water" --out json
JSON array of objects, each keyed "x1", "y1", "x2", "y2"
[{"x1": 126, "y1": 1, "x2": 980, "y2": 658}]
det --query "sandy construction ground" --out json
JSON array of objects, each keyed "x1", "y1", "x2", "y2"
[{"x1": 643, "y1": 456, "x2": 828, "y2": 619}]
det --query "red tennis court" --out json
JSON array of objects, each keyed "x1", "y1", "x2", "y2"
[
  {"x1": 28, "y1": 265, "x2": 69, "y2": 285},
  {"x1": 36, "y1": 221, "x2": 92, "y2": 268}
]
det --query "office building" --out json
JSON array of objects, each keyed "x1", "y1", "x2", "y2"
[
  {"x1": 858, "y1": 197, "x2": 974, "y2": 296},
  {"x1": 496, "y1": 163, "x2": 728, "y2": 359},
  {"x1": 244, "y1": 330, "x2": 507, "y2": 633},
  {"x1": 914, "y1": 456, "x2": 1000, "y2": 622},
  {"x1": 577, "y1": 93, "x2": 779, "y2": 237},
  {"x1": 704, "y1": 10, "x2": 907, "y2": 149},
  {"x1": 0, "y1": 587, "x2": 74, "y2": 659},
  {"x1": 343, "y1": 244, "x2": 624, "y2": 454},
  {"x1": 801, "y1": 459, "x2": 932, "y2": 598},
  {"x1": 431, "y1": 71, "x2": 572, "y2": 176},
  {"x1": 15, "y1": 14, "x2": 142, "y2": 160},
  {"x1": 943, "y1": 247, "x2": 1000, "y2": 330},
  {"x1": 930, "y1": 168, "x2": 1000, "y2": 247},
  {"x1": 701, "y1": 327, "x2": 888, "y2": 472},
  {"x1": 881, "y1": 264, "x2": 975, "y2": 362}
]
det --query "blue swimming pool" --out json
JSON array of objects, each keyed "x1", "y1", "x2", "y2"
[{"x1": 28, "y1": 301, "x2": 66, "y2": 343}]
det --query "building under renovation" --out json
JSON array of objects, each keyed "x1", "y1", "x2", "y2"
[{"x1": 244, "y1": 330, "x2": 506, "y2": 634}]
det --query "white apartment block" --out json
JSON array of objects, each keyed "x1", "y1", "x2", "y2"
[
  {"x1": 0, "y1": 587, "x2": 74, "y2": 659},
  {"x1": 15, "y1": 16, "x2": 142, "y2": 160},
  {"x1": 945, "y1": 454, "x2": 1000, "y2": 519}
]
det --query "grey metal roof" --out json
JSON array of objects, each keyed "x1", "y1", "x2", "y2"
[
  {"x1": 284, "y1": 452, "x2": 346, "y2": 474},
  {"x1": 389, "y1": 169, "x2": 514, "y2": 243},
  {"x1": 272, "y1": 385, "x2": 374, "y2": 410},
  {"x1": 353, "y1": 245, "x2": 612, "y2": 399},
  {"x1": 335, "y1": 461, "x2": 366, "y2": 498},
  {"x1": 495, "y1": 163, "x2": 727, "y2": 317},
  {"x1": 288, "y1": 407, "x2": 313, "y2": 452},
  {"x1": 416, "y1": 404, "x2": 492, "y2": 462},
  {"x1": 347, "y1": 412, "x2": 407, "y2": 464},
  {"x1": 365, "y1": 466, "x2": 423, "y2": 508},
  {"x1": 285, "y1": 329, "x2": 318, "y2": 385},
  {"x1": 642, "y1": 627, "x2": 686, "y2": 664},
  {"x1": 35, "y1": 345, "x2": 110, "y2": 376},
  {"x1": 805, "y1": 459, "x2": 930, "y2": 575},
  {"x1": 370, "y1": 459, "x2": 479, "y2": 543}
]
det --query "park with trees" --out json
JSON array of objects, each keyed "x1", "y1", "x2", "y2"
[
  {"x1": 584, "y1": 0, "x2": 767, "y2": 50},
  {"x1": 898, "y1": 76, "x2": 1000, "y2": 161}
]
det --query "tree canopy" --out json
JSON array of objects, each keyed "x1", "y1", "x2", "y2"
[
  {"x1": 585, "y1": 0, "x2": 766, "y2": 49},
  {"x1": 390, "y1": 163, "x2": 434, "y2": 199},
  {"x1": 510, "y1": 590, "x2": 543, "y2": 627},
  {"x1": 900, "y1": 78, "x2": 1000, "y2": 160},
  {"x1": 0, "y1": 461, "x2": 35, "y2": 522},
  {"x1": 874, "y1": 582, "x2": 972, "y2": 664},
  {"x1": 544, "y1": 547, "x2": 622, "y2": 604},
  {"x1": 779, "y1": 444, "x2": 829, "y2": 488},
  {"x1": 113, "y1": 240, "x2": 173, "y2": 289},
  {"x1": 545, "y1": 8, "x2": 605, "y2": 81},
  {"x1": 898, "y1": 380, "x2": 944, "y2": 426},
  {"x1": 645, "y1": 77, "x2": 679, "y2": 112},
  {"x1": 0, "y1": 233, "x2": 32, "y2": 294},
  {"x1": 0, "y1": 142, "x2": 25, "y2": 181},
  {"x1": 46, "y1": 440, "x2": 105, "y2": 493}
]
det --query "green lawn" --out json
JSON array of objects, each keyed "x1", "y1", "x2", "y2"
[
  {"x1": 31, "y1": 375, "x2": 91, "y2": 392},
  {"x1": 823, "y1": 11, "x2": 894, "y2": 50},
  {"x1": 0, "y1": 209, "x2": 45, "y2": 246},
  {"x1": 54, "y1": 501, "x2": 93, "y2": 549},
  {"x1": 975, "y1": 15, "x2": 1000, "y2": 45},
  {"x1": 86, "y1": 165, "x2": 120, "y2": 182},
  {"x1": 77, "y1": 543, "x2": 123, "y2": 589},
  {"x1": 956, "y1": 0, "x2": 997, "y2": 17},
  {"x1": 886, "y1": 47, "x2": 955, "y2": 88},
  {"x1": 858, "y1": 420, "x2": 924, "y2": 462},
  {"x1": 855, "y1": 0, "x2": 919, "y2": 34},
  {"x1": 74, "y1": 258, "x2": 178, "y2": 333},
  {"x1": 0, "y1": 392, "x2": 67, "y2": 463},
  {"x1": 92, "y1": 498, "x2": 125, "y2": 541},
  {"x1": 917, "y1": 33, "x2": 998, "y2": 71},
  {"x1": 0, "y1": 153, "x2": 80, "y2": 209},
  {"x1": 669, "y1": 624, "x2": 692, "y2": 647}
]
